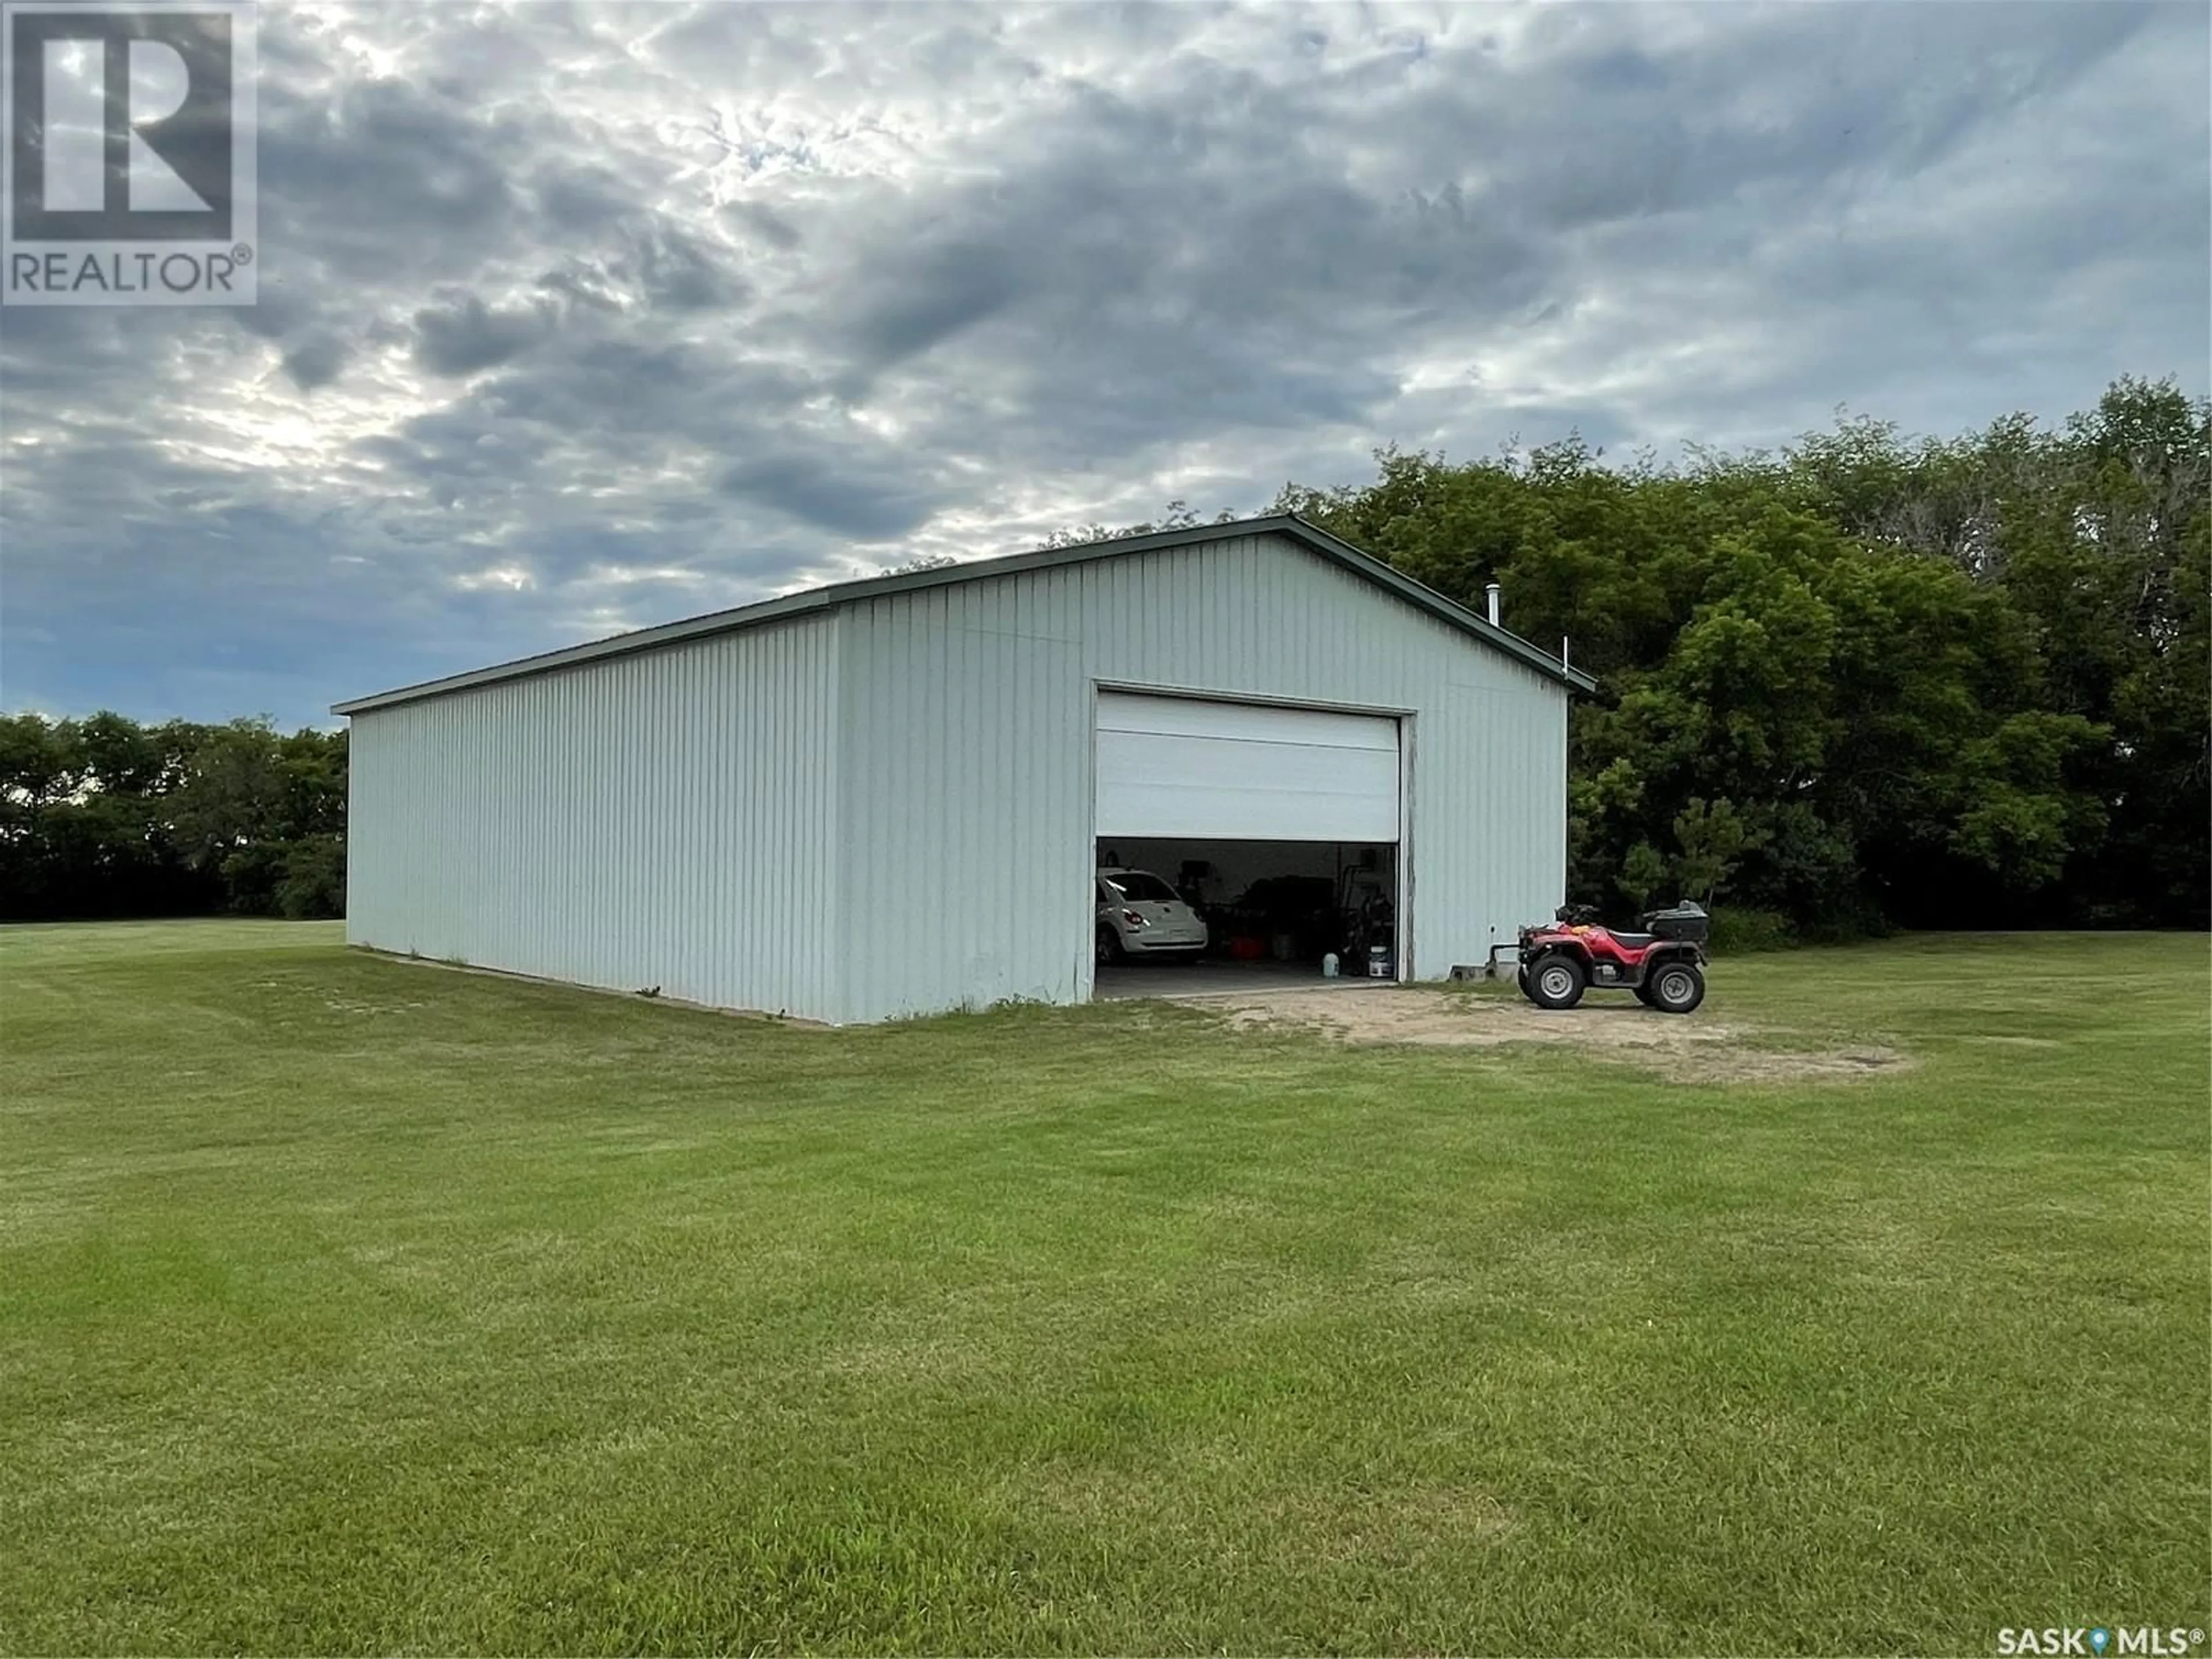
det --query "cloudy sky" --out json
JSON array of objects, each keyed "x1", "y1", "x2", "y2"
[{"x1": 2, "y1": 1, "x2": 2205, "y2": 729}]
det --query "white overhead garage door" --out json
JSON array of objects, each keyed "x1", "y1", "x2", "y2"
[{"x1": 1095, "y1": 691, "x2": 1400, "y2": 843}]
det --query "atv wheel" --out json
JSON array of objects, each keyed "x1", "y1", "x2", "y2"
[
  {"x1": 1646, "y1": 960, "x2": 1705, "y2": 1014},
  {"x1": 1525, "y1": 953, "x2": 1586, "y2": 1010}
]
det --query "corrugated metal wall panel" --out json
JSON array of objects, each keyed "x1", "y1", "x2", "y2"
[
  {"x1": 832, "y1": 531, "x2": 1567, "y2": 1021},
  {"x1": 346, "y1": 611, "x2": 842, "y2": 1021}
]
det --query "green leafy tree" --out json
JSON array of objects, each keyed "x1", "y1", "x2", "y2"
[
  {"x1": 1672, "y1": 797, "x2": 1760, "y2": 908},
  {"x1": 0, "y1": 713, "x2": 347, "y2": 921},
  {"x1": 1281, "y1": 376, "x2": 2205, "y2": 933}
]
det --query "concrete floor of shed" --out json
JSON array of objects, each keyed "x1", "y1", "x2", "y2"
[{"x1": 1092, "y1": 958, "x2": 1395, "y2": 1000}]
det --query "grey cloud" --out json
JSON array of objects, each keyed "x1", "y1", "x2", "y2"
[
  {"x1": 529, "y1": 217, "x2": 751, "y2": 313},
  {"x1": 471, "y1": 335, "x2": 817, "y2": 457},
  {"x1": 259, "y1": 75, "x2": 526, "y2": 250},
  {"x1": 722, "y1": 199, "x2": 803, "y2": 251},
  {"x1": 535, "y1": 167, "x2": 640, "y2": 234},
  {"x1": 719, "y1": 448, "x2": 945, "y2": 540},
  {"x1": 643, "y1": 5, "x2": 831, "y2": 90},
  {"x1": 794, "y1": 85, "x2": 1541, "y2": 464},
  {"x1": 412, "y1": 294, "x2": 559, "y2": 377},
  {"x1": 635, "y1": 224, "x2": 751, "y2": 311},
  {"x1": 838, "y1": 237, "x2": 1029, "y2": 367},
  {"x1": 282, "y1": 331, "x2": 351, "y2": 390},
  {"x1": 537, "y1": 257, "x2": 628, "y2": 312},
  {"x1": 228, "y1": 283, "x2": 319, "y2": 341},
  {"x1": 793, "y1": 0, "x2": 2194, "y2": 479}
]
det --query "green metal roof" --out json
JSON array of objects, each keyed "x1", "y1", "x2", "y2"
[{"x1": 332, "y1": 513, "x2": 1594, "y2": 715}]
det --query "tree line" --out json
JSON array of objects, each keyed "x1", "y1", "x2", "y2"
[
  {"x1": 0, "y1": 715, "x2": 347, "y2": 921},
  {"x1": 1273, "y1": 375, "x2": 2207, "y2": 937},
  {"x1": 5, "y1": 376, "x2": 2202, "y2": 937}
]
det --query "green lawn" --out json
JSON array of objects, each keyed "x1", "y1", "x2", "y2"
[{"x1": 2, "y1": 923, "x2": 2205, "y2": 1655}]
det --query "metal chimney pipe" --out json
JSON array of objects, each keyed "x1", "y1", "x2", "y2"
[{"x1": 1484, "y1": 582, "x2": 1501, "y2": 626}]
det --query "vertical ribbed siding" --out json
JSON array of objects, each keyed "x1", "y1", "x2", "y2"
[
  {"x1": 834, "y1": 574, "x2": 1089, "y2": 1020},
  {"x1": 346, "y1": 611, "x2": 842, "y2": 1021},
  {"x1": 832, "y1": 531, "x2": 1568, "y2": 1022}
]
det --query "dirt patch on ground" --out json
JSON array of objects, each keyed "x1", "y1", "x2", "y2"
[{"x1": 1187, "y1": 984, "x2": 1911, "y2": 1084}]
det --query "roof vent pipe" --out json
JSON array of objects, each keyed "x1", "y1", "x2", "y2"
[{"x1": 1485, "y1": 582, "x2": 1501, "y2": 626}]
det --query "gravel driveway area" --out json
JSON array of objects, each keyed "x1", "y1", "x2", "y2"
[{"x1": 1182, "y1": 983, "x2": 1910, "y2": 1083}]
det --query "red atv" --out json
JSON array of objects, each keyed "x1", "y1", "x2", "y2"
[{"x1": 1517, "y1": 902, "x2": 1710, "y2": 1014}]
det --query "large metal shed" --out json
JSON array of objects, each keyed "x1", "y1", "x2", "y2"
[{"x1": 334, "y1": 516, "x2": 1593, "y2": 1023}]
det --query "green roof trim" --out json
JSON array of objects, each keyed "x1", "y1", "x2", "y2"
[{"x1": 331, "y1": 513, "x2": 1595, "y2": 715}]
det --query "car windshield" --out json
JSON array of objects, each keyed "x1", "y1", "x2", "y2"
[{"x1": 1101, "y1": 872, "x2": 1177, "y2": 903}]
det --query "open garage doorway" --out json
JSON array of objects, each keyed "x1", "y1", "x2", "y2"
[
  {"x1": 1089, "y1": 688, "x2": 1407, "y2": 1001},
  {"x1": 1093, "y1": 839, "x2": 1400, "y2": 998}
]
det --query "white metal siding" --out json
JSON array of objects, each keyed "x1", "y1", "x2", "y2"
[
  {"x1": 345, "y1": 529, "x2": 1567, "y2": 1024},
  {"x1": 833, "y1": 531, "x2": 1567, "y2": 1020},
  {"x1": 1095, "y1": 691, "x2": 1400, "y2": 843},
  {"x1": 345, "y1": 612, "x2": 842, "y2": 1020}
]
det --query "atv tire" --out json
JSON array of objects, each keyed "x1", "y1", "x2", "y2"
[
  {"x1": 1525, "y1": 953, "x2": 1587, "y2": 1010},
  {"x1": 1646, "y1": 960, "x2": 1705, "y2": 1014}
]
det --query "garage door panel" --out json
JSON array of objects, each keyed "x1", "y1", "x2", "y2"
[
  {"x1": 1096, "y1": 694, "x2": 1396, "y2": 752},
  {"x1": 1096, "y1": 692, "x2": 1399, "y2": 843}
]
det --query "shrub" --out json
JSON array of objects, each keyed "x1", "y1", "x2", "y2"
[
  {"x1": 274, "y1": 834, "x2": 346, "y2": 919},
  {"x1": 1707, "y1": 907, "x2": 1796, "y2": 954}
]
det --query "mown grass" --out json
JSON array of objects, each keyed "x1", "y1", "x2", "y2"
[{"x1": 1, "y1": 922, "x2": 2205, "y2": 1655}]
